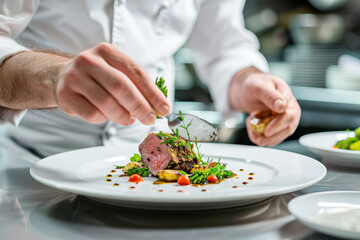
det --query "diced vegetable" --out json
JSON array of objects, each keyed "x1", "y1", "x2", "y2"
[
  {"x1": 158, "y1": 169, "x2": 180, "y2": 182},
  {"x1": 129, "y1": 174, "x2": 143, "y2": 183},
  {"x1": 349, "y1": 141, "x2": 360, "y2": 151},
  {"x1": 123, "y1": 162, "x2": 142, "y2": 173},
  {"x1": 207, "y1": 175, "x2": 218, "y2": 183},
  {"x1": 190, "y1": 164, "x2": 208, "y2": 173},
  {"x1": 334, "y1": 126, "x2": 360, "y2": 151},
  {"x1": 355, "y1": 127, "x2": 360, "y2": 138},
  {"x1": 177, "y1": 175, "x2": 190, "y2": 185}
]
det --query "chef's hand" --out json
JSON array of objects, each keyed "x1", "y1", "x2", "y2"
[
  {"x1": 56, "y1": 42, "x2": 170, "y2": 126},
  {"x1": 229, "y1": 66, "x2": 301, "y2": 146}
]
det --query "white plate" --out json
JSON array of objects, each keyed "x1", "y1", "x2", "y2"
[
  {"x1": 30, "y1": 143, "x2": 326, "y2": 210},
  {"x1": 288, "y1": 191, "x2": 360, "y2": 239},
  {"x1": 299, "y1": 131, "x2": 360, "y2": 168}
]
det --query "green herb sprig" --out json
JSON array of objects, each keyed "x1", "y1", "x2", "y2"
[
  {"x1": 113, "y1": 164, "x2": 125, "y2": 169},
  {"x1": 130, "y1": 153, "x2": 144, "y2": 165},
  {"x1": 127, "y1": 167, "x2": 151, "y2": 177},
  {"x1": 190, "y1": 165, "x2": 234, "y2": 184},
  {"x1": 155, "y1": 77, "x2": 168, "y2": 97}
]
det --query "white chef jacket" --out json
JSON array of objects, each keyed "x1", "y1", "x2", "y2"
[{"x1": 0, "y1": 0, "x2": 269, "y2": 157}]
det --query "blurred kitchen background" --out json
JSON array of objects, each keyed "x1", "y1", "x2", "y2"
[{"x1": 173, "y1": 0, "x2": 360, "y2": 145}]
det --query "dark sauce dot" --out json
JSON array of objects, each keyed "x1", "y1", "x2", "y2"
[
  {"x1": 242, "y1": 182, "x2": 249, "y2": 185},
  {"x1": 106, "y1": 174, "x2": 112, "y2": 178},
  {"x1": 105, "y1": 179, "x2": 112, "y2": 182},
  {"x1": 239, "y1": 169, "x2": 244, "y2": 172},
  {"x1": 157, "y1": 190, "x2": 163, "y2": 192},
  {"x1": 201, "y1": 189, "x2": 207, "y2": 192},
  {"x1": 147, "y1": 157, "x2": 150, "y2": 161},
  {"x1": 113, "y1": 183, "x2": 119, "y2": 186},
  {"x1": 232, "y1": 186, "x2": 239, "y2": 188},
  {"x1": 110, "y1": 170, "x2": 116, "y2": 173},
  {"x1": 129, "y1": 186, "x2": 135, "y2": 189},
  {"x1": 248, "y1": 172, "x2": 255, "y2": 176},
  {"x1": 177, "y1": 190, "x2": 183, "y2": 193},
  {"x1": 248, "y1": 177, "x2": 254, "y2": 180}
]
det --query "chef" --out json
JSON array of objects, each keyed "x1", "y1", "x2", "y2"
[{"x1": 0, "y1": 0, "x2": 300, "y2": 157}]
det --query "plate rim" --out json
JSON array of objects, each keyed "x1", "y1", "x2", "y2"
[{"x1": 30, "y1": 143, "x2": 327, "y2": 204}]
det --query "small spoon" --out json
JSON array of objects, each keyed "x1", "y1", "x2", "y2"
[{"x1": 166, "y1": 113, "x2": 218, "y2": 142}]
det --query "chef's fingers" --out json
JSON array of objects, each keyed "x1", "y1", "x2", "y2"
[
  {"x1": 58, "y1": 90, "x2": 107, "y2": 123},
  {"x1": 70, "y1": 73, "x2": 135, "y2": 126},
  {"x1": 254, "y1": 127, "x2": 292, "y2": 147},
  {"x1": 264, "y1": 96, "x2": 301, "y2": 138},
  {"x1": 258, "y1": 78, "x2": 289, "y2": 114},
  {"x1": 77, "y1": 55, "x2": 157, "y2": 125},
  {"x1": 94, "y1": 43, "x2": 170, "y2": 117},
  {"x1": 246, "y1": 104, "x2": 300, "y2": 147},
  {"x1": 246, "y1": 116, "x2": 265, "y2": 146},
  {"x1": 263, "y1": 113, "x2": 288, "y2": 137}
]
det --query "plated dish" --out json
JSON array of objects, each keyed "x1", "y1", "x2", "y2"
[
  {"x1": 30, "y1": 143, "x2": 326, "y2": 210},
  {"x1": 288, "y1": 191, "x2": 360, "y2": 239},
  {"x1": 333, "y1": 127, "x2": 360, "y2": 151},
  {"x1": 299, "y1": 131, "x2": 360, "y2": 168}
]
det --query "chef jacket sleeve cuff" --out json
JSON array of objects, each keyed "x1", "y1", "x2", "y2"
[
  {"x1": 0, "y1": 108, "x2": 27, "y2": 125},
  {"x1": 0, "y1": 36, "x2": 31, "y2": 65},
  {"x1": 207, "y1": 48, "x2": 269, "y2": 114}
]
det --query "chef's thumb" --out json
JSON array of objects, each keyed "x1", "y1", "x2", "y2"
[{"x1": 261, "y1": 88, "x2": 289, "y2": 113}]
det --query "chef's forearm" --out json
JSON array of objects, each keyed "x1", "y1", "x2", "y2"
[{"x1": 0, "y1": 51, "x2": 71, "y2": 110}]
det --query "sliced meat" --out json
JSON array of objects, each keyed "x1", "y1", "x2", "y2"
[
  {"x1": 139, "y1": 133, "x2": 171, "y2": 176},
  {"x1": 139, "y1": 133, "x2": 200, "y2": 176}
]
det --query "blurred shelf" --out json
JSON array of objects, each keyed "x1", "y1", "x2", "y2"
[
  {"x1": 289, "y1": 86, "x2": 360, "y2": 129},
  {"x1": 292, "y1": 86, "x2": 360, "y2": 113}
]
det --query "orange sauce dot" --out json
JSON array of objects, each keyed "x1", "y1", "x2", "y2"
[
  {"x1": 239, "y1": 169, "x2": 244, "y2": 172},
  {"x1": 105, "y1": 179, "x2": 112, "y2": 182},
  {"x1": 242, "y1": 182, "x2": 249, "y2": 185},
  {"x1": 157, "y1": 190, "x2": 163, "y2": 192},
  {"x1": 113, "y1": 183, "x2": 119, "y2": 186},
  {"x1": 248, "y1": 172, "x2": 255, "y2": 176},
  {"x1": 248, "y1": 177, "x2": 254, "y2": 180}
]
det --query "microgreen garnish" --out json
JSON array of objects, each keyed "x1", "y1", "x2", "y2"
[
  {"x1": 179, "y1": 170, "x2": 187, "y2": 175},
  {"x1": 113, "y1": 165, "x2": 125, "y2": 169},
  {"x1": 178, "y1": 110, "x2": 184, "y2": 121},
  {"x1": 190, "y1": 165, "x2": 233, "y2": 184},
  {"x1": 130, "y1": 153, "x2": 144, "y2": 165},
  {"x1": 155, "y1": 76, "x2": 168, "y2": 119},
  {"x1": 155, "y1": 77, "x2": 168, "y2": 97},
  {"x1": 127, "y1": 167, "x2": 150, "y2": 177},
  {"x1": 130, "y1": 153, "x2": 141, "y2": 162}
]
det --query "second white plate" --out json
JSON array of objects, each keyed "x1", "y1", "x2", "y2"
[
  {"x1": 288, "y1": 191, "x2": 360, "y2": 239},
  {"x1": 299, "y1": 131, "x2": 360, "y2": 168}
]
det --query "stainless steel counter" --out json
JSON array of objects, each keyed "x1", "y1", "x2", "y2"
[{"x1": 0, "y1": 138, "x2": 359, "y2": 240}]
